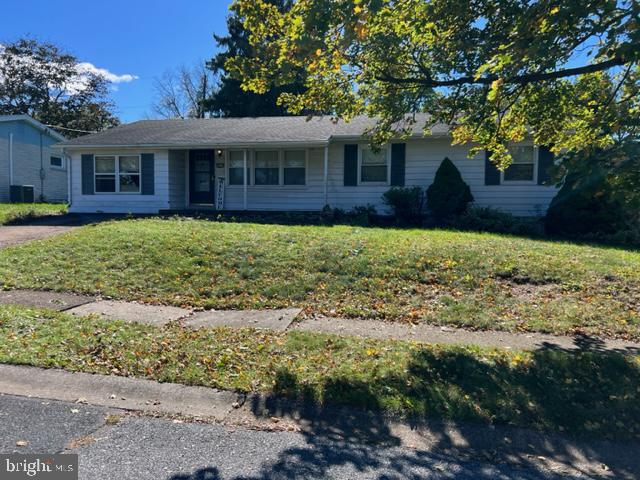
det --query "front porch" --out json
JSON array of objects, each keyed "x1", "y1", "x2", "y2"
[{"x1": 167, "y1": 145, "x2": 330, "y2": 212}]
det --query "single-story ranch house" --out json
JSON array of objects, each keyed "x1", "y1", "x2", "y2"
[
  {"x1": 1, "y1": 115, "x2": 68, "y2": 203},
  {"x1": 58, "y1": 115, "x2": 557, "y2": 216}
]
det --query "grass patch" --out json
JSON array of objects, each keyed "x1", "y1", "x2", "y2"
[
  {"x1": 0, "y1": 218, "x2": 639, "y2": 339},
  {"x1": 1, "y1": 304, "x2": 639, "y2": 439},
  {"x1": 0, "y1": 203, "x2": 67, "y2": 225}
]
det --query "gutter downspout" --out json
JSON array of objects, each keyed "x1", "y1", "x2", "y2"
[
  {"x1": 39, "y1": 131, "x2": 44, "y2": 201},
  {"x1": 323, "y1": 144, "x2": 329, "y2": 207},
  {"x1": 64, "y1": 148, "x2": 71, "y2": 206},
  {"x1": 243, "y1": 149, "x2": 248, "y2": 210},
  {"x1": 8, "y1": 133, "x2": 13, "y2": 185}
]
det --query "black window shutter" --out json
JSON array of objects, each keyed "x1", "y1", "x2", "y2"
[
  {"x1": 141, "y1": 153, "x2": 155, "y2": 195},
  {"x1": 537, "y1": 146, "x2": 554, "y2": 185},
  {"x1": 81, "y1": 154, "x2": 94, "y2": 195},
  {"x1": 344, "y1": 144, "x2": 358, "y2": 186},
  {"x1": 390, "y1": 143, "x2": 406, "y2": 186},
  {"x1": 484, "y1": 150, "x2": 501, "y2": 185}
]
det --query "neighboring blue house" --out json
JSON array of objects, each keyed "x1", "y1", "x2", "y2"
[{"x1": 0, "y1": 115, "x2": 68, "y2": 203}]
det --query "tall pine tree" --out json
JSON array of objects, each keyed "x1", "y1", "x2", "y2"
[{"x1": 205, "y1": 0, "x2": 307, "y2": 117}]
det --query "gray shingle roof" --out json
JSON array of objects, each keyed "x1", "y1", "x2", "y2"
[{"x1": 58, "y1": 114, "x2": 448, "y2": 148}]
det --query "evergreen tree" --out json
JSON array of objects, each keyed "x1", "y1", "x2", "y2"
[
  {"x1": 206, "y1": 0, "x2": 307, "y2": 117},
  {"x1": 426, "y1": 158, "x2": 474, "y2": 221}
]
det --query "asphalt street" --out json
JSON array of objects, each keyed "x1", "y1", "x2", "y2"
[{"x1": 0, "y1": 393, "x2": 589, "y2": 479}]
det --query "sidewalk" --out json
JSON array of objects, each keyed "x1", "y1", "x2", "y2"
[
  {"x1": 1, "y1": 288, "x2": 639, "y2": 353},
  {"x1": 1, "y1": 363, "x2": 639, "y2": 479}
]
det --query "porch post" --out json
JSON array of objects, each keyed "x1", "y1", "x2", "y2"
[
  {"x1": 323, "y1": 145, "x2": 329, "y2": 206},
  {"x1": 243, "y1": 149, "x2": 248, "y2": 210}
]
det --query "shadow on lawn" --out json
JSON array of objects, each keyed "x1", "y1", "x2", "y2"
[
  {"x1": 169, "y1": 347, "x2": 640, "y2": 480},
  {"x1": 542, "y1": 332, "x2": 640, "y2": 355}
]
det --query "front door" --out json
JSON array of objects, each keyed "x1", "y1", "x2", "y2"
[{"x1": 189, "y1": 150, "x2": 215, "y2": 204}]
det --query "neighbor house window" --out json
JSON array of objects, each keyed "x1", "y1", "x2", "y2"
[
  {"x1": 504, "y1": 146, "x2": 535, "y2": 182},
  {"x1": 360, "y1": 146, "x2": 388, "y2": 183},
  {"x1": 254, "y1": 150, "x2": 279, "y2": 185},
  {"x1": 50, "y1": 156, "x2": 64, "y2": 169},
  {"x1": 228, "y1": 150, "x2": 249, "y2": 185},
  {"x1": 95, "y1": 155, "x2": 140, "y2": 193},
  {"x1": 283, "y1": 150, "x2": 306, "y2": 185}
]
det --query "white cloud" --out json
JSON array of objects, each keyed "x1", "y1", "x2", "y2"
[{"x1": 76, "y1": 62, "x2": 138, "y2": 84}]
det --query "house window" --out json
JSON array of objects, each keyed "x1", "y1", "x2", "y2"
[
  {"x1": 361, "y1": 146, "x2": 388, "y2": 183},
  {"x1": 254, "y1": 150, "x2": 279, "y2": 185},
  {"x1": 228, "y1": 150, "x2": 249, "y2": 185},
  {"x1": 95, "y1": 155, "x2": 140, "y2": 193},
  {"x1": 283, "y1": 150, "x2": 306, "y2": 185},
  {"x1": 50, "y1": 156, "x2": 64, "y2": 169},
  {"x1": 504, "y1": 146, "x2": 536, "y2": 182}
]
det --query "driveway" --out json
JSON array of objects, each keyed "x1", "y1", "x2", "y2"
[
  {"x1": 0, "y1": 225, "x2": 77, "y2": 248},
  {"x1": 0, "y1": 213, "x2": 128, "y2": 248}
]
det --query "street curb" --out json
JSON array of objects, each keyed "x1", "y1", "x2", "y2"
[
  {"x1": 1, "y1": 363, "x2": 639, "y2": 478},
  {"x1": 0, "y1": 364, "x2": 239, "y2": 420}
]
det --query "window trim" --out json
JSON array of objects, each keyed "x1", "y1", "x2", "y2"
[
  {"x1": 358, "y1": 144, "x2": 390, "y2": 186},
  {"x1": 282, "y1": 149, "x2": 308, "y2": 186},
  {"x1": 226, "y1": 150, "x2": 252, "y2": 186},
  {"x1": 94, "y1": 154, "x2": 141, "y2": 194},
  {"x1": 501, "y1": 145, "x2": 538, "y2": 185},
  {"x1": 227, "y1": 149, "x2": 308, "y2": 188},
  {"x1": 253, "y1": 149, "x2": 281, "y2": 186},
  {"x1": 50, "y1": 155, "x2": 65, "y2": 170}
]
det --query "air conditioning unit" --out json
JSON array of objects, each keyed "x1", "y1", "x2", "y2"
[{"x1": 9, "y1": 185, "x2": 35, "y2": 203}]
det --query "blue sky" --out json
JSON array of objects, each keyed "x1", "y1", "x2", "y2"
[{"x1": 4, "y1": 0, "x2": 234, "y2": 122}]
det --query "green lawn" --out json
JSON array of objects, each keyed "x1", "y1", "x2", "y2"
[
  {"x1": 0, "y1": 203, "x2": 67, "y2": 225},
  {"x1": 0, "y1": 218, "x2": 639, "y2": 339},
  {"x1": 1, "y1": 305, "x2": 638, "y2": 439}
]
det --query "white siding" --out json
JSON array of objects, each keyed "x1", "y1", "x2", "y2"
[
  {"x1": 68, "y1": 148, "x2": 170, "y2": 213},
  {"x1": 168, "y1": 150, "x2": 187, "y2": 209},
  {"x1": 68, "y1": 139, "x2": 558, "y2": 216},
  {"x1": 327, "y1": 139, "x2": 556, "y2": 216}
]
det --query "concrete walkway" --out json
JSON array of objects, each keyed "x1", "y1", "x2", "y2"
[
  {"x1": 0, "y1": 289, "x2": 95, "y2": 311},
  {"x1": 68, "y1": 300, "x2": 192, "y2": 326},
  {"x1": 1, "y1": 288, "x2": 639, "y2": 353},
  {"x1": 293, "y1": 316, "x2": 640, "y2": 354},
  {"x1": 185, "y1": 308, "x2": 303, "y2": 332},
  {"x1": 2, "y1": 363, "x2": 639, "y2": 479}
]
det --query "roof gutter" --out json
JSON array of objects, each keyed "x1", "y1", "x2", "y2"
[
  {"x1": 58, "y1": 140, "x2": 332, "y2": 150},
  {"x1": 58, "y1": 132, "x2": 454, "y2": 150}
]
